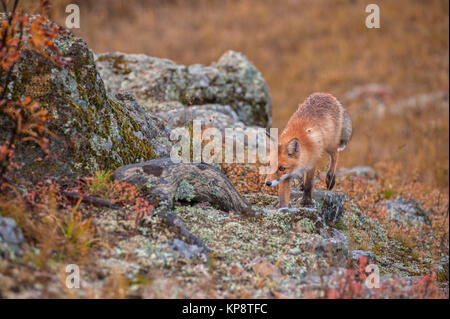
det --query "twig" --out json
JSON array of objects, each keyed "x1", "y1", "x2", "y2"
[{"x1": 60, "y1": 191, "x2": 121, "y2": 210}]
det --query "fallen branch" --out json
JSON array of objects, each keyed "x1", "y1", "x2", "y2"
[{"x1": 61, "y1": 191, "x2": 121, "y2": 210}]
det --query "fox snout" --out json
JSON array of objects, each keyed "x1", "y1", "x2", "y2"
[
  {"x1": 265, "y1": 168, "x2": 292, "y2": 188},
  {"x1": 266, "y1": 180, "x2": 279, "y2": 187},
  {"x1": 265, "y1": 180, "x2": 278, "y2": 187},
  {"x1": 264, "y1": 178, "x2": 281, "y2": 187}
]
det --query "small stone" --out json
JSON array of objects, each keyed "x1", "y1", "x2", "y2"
[
  {"x1": 167, "y1": 239, "x2": 204, "y2": 259},
  {"x1": 0, "y1": 217, "x2": 24, "y2": 257},
  {"x1": 289, "y1": 190, "x2": 346, "y2": 227}
]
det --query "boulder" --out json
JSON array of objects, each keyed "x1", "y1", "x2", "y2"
[
  {"x1": 381, "y1": 197, "x2": 431, "y2": 227},
  {"x1": 156, "y1": 104, "x2": 245, "y2": 131},
  {"x1": 96, "y1": 51, "x2": 272, "y2": 128},
  {"x1": 0, "y1": 16, "x2": 171, "y2": 179}
]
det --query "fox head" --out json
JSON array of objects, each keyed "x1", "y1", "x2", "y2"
[{"x1": 265, "y1": 137, "x2": 302, "y2": 187}]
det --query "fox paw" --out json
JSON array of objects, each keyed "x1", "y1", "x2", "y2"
[
  {"x1": 326, "y1": 171, "x2": 336, "y2": 190},
  {"x1": 300, "y1": 198, "x2": 313, "y2": 207}
]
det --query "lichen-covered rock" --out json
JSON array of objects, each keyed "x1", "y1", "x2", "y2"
[
  {"x1": 381, "y1": 197, "x2": 431, "y2": 227},
  {"x1": 96, "y1": 51, "x2": 272, "y2": 128},
  {"x1": 156, "y1": 104, "x2": 245, "y2": 131},
  {"x1": 165, "y1": 238, "x2": 205, "y2": 259},
  {"x1": 0, "y1": 216, "x2": 24, "y2": 258},
  {"x1": 0, "y1": 16, "x2": 171, "y2": 179},
  {"x1": 314, "y1": 229, "x2": 349, "y2": 267},
  {"x1": 112, "y1": 158, "x2": 252, "y2": 213},
  {"x1": 313, "y1": 190, "x2": 347, "y2": 226},
  {"x1": 289, "y1": 189, "x2": 347, "y2": 227}
]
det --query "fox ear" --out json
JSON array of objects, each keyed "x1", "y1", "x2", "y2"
[{"x1": 287, "y1": 138, "x2": 300, "y2": 157}]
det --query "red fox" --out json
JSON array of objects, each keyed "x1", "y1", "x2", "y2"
[{"x1": 265, "y1": 93, "x2": 352, "y2": 208}]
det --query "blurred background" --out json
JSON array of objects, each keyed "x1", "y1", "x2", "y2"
[{"x1": 22, "y1": 0, "x2": 450, "y2": 188}]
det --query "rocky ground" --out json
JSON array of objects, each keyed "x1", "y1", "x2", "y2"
[{"x1": 0, "y1": 16, "x2": 448, "y2": 299}]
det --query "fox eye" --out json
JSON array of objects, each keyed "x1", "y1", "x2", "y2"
[{"x1": 278, "y1": 166, "x2": 286, "y2": 172}]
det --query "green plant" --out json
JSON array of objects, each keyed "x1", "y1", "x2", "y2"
[
  {"x1": 88, "y1": 170, "x2": 113, "y2": 197},
  {"x1": 382, "y1": 189, "x2": 396, "y2": 200}
]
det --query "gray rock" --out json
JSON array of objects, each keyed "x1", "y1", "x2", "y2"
[
  {"x1": 391, "y1": 91, "x2": 449, "y2": 114},
  {"x1": 112, "y1": 158, "x2": 252, "y2": 213},
  {"x1": 167, "y1": 238, "x2": 204, "y2": 259},
  {"x1": 96, "y1": 50, "x2": 272, "y2": 128},
  {"x1": 337, "y1": 166, "x2": 377, "y2": 179},
  {"x1": 290, "y1": 190, "x2": 346, "y2": 227},
  {"x1": 315, "y1": 229, "x2": 349, "y2": 267},
  {"x1": 344, "y1": 83, "x2": 392, "y2": 102},
  {"x1": 0, "y1": 15, "x2": 171, "y2": 179},
  {"x1": 382, "y1": 197, "x2": 431, "y2": 227},
  {"x1": 156, "y1": 104, "x2": 245, "y2": 130},
  {"x1": 155, "y1": 101, "x2": 268, "y2": 159},
  {"x1": 313, "y1": 190, "x2": 346, "y2": 226},
  {"x1": 0, "y1": 217, "x2": 24, "y2": 257}
]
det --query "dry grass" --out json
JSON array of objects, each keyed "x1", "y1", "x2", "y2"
[{"x1": 0, "y1": 182, "x2": 98, "y2": 268}]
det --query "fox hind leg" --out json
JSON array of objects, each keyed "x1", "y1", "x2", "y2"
[{"x1": 326, "y1": 150, "x2": 339, "y2": 190}]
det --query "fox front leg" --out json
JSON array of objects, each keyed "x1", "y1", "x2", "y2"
[
  {"x1": 278, "y1": 177, "x2": 292, "y2": 208},
  {"x1": 297, "y1": 172, "x2": 305, "y2": 192},
  {"x1": 300, "y1": 167, "x2": 315, "y2": 207}
]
